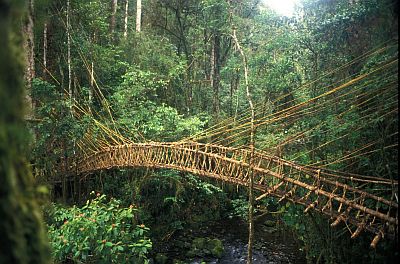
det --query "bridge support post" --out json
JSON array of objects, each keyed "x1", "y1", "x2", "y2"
[{"x1": 231, "y1": 24, "x2": 256, "y2": 264}]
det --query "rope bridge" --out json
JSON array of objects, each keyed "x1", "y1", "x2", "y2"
[
  {"x1": 63, "y1": 41, "x2": 398, "y2": 247},
  {"x1": 73, "y1": 141, "x2": 398, "y2": 247}
]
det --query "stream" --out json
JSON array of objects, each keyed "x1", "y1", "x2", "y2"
[{"x1": 153, "y1": 216, "x2": 306, "y2": 264}]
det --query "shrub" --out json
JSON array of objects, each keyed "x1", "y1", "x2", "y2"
[{"x1": 46, "y1": 192, "x2": 152, "y2": 263}]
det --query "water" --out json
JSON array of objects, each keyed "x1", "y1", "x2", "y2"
[{"x1": 154, "y1": 216, "x2": 306, "y2": 264}]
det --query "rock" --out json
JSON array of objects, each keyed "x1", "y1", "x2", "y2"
[
  {"x1": 186, "y1": 249, "x2": 197, "y2": 258},
  {"x1": 193, "y1": 238, "x2": 206, "y2": 249},
  {"x1": 186, "y1": 237, "x2": 224, "y2": 259},
  {"x1": 209, "y1": 239, "x2": 224, "y2": 258},
  {"x1": 254, "y1": 243, "x2": 262, "y2": 250},
  {"x1": 187, "y1": 238, "x2": 206, "y2": 258},
  {"x1": 155, "y1": 253, "x2": 168, "y2": 264},
  {"x1": 264, "y1": 220, "x2": 276, "y2": 227}
]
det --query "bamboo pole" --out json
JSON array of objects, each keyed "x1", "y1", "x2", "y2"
[{"x1": 232, "y1": 27, "x2": 255, "y2": 264}]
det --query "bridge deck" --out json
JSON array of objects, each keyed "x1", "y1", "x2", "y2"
[{"x1": 73, "y1": 142, "x2": 398, "y2": 247}]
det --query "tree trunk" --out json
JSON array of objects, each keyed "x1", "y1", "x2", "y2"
[
  {"x1": 124, "y1": 0, "x2": 129, "y2": 38},
  {"x1": 43, "y1": 21, "x2": 48, "y2": 78},
  {"x1": 23, "y1": 0, "x2": 35, "y2": 116},
  {"x1": 212, "y1": 33, "x2": 221, "y2": 120},
  {"x1": 110, "y1": 0, "x2": 118, "y2": 39},
  {"x1": 90, "y1": 61, "x2": 94, "y2": 101},
  {"x1": 67, "y1": 0, "x2": 72, "y2": 107},
  {"x1": 66, "y1": 0, "x2": 76, "y2": 190},
  {"x1": 210, "y1": 34, "x2": 215, "y2": 85},
  {"x1": 230, "y1": 70, "x2": 240, "y2": 116},
  {"x1": 136, "y1": 0, "x2": 142, "y2": 32},
  {"x1": 89, "y1": 32, "x2": 96, "y2": 107},
  {"x1": 0, "y1": 1, "x2": 51, "y2": 263}
]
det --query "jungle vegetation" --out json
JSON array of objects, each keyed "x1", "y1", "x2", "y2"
[{"x1": 0, "y1": 0, "x2": 398, "y2": 263}]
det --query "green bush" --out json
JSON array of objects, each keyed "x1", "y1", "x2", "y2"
[
  {"x1": 228, "y1": 197, "x2": 250, "y2": 220},
  {"x1": 46, "y1": 192, "x2": 152, "y2": 263}
]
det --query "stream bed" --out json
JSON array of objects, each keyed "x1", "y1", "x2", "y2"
[{"x1": 153, "y1": 216, "x2": 306, "y2": 264}]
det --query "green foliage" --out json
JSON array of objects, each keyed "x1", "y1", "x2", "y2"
[
  {"x1": 201, "y1": 0, "x2": 230, "y2": 31},
  {"x1": 228, "y1": 197, "x2": 250, "y2": 221},
  {"x1": 46, "y1": 192, "x2": 152, "y2": 263},
  {"x1": 31, "y1": 78, "x2": 92, "y2": 181},
  {"x1": 111, "y1": 67, "x2": 208, "y2": 141},
  {"x1": 121, "y1": 33, "x2": 189, "y2": 111},
  {"x1": 135, "y1": 171, "x2": 229, "y2": 233}
]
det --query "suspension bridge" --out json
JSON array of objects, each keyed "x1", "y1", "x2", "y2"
[
  {"x1": 62, "y1": 42, "x2": 398, "y2": 248},
  {"x1": 72, "y1": 141, "x2": 397, "y2": 248}
]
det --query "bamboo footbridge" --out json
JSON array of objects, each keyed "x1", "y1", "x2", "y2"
[
  {"x1": 66, "y1": 42, "x2": 398, "y2": 247},
  {"x1": 73, "y1": 141, "x2": 398, "y2": 247}
]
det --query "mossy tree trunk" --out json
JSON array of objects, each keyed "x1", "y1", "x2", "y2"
[{"x1": 0, "y1": 1, "x2": 51, "y2": 263}]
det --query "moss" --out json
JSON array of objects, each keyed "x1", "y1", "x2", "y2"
[
  {"x1": 186, "y1": 237, "x2": 224, "y2": 259},
  {"x1": 0, "y1": 1, "x2": 51, "y2": 263},
  {"x1": 193, "y1": 237, "x2": 206, "y2": 249},
  {"x1": 209, "y1": 238, "x2": 224, "y2": 258}
]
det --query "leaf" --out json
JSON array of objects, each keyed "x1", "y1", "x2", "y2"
[{"x1": 105, "y1": 242, "x2": 113, "y2": 247}]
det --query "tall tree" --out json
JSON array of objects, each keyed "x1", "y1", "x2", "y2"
[
  {"x1": 0, "y1": 0, "x2": 51, "y2": 263},
  {"x1": 124, "y1": 0, "x2": 129, "y2": 38},
  {"x1": 23, "y1": 0, "x2": 35, "y2": 115},
  {"x1": 211, "y1": 33, "x2": 221, "y2": 119},
  {"x1": 67, "y1": 0, "x2": 72, "y2": 106},
  {"x1": 111, "y1": 0, "x2": 118, "y2": 38},
  {"x1": 42, "y1": 19, "x2": 48, "y2": 78},
  {"x1": 136, "y1": 0, "x2": 142, "y2": 32}
]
